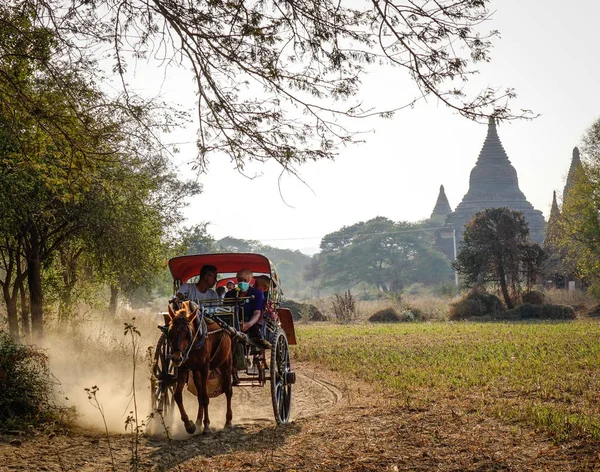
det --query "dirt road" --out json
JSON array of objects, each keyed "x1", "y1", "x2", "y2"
[{"x1": 1, "y1": 362, "x2": 598, "y2": 471}]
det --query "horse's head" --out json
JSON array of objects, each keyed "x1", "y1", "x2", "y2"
[{"x1": 167, "y1": 300, "x2": 198, "y2": 367}]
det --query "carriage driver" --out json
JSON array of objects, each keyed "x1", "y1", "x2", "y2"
[
  {"x1": 225, "y1": 268, "x2": 267, "y2": 346},
  {"x1": 176, "y1": 264, "x2": 219, "y2": 304}
]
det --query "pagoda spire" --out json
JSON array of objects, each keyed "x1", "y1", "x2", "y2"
[
  {"x1": 563, "y1": 147, "x2": 583, "y2": 204},
  {"x1": 429, "y1": 185, "x2": 452, "y2": 220}
]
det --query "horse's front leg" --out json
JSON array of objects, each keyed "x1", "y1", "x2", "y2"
[
  {"x1": 174, "y1": 369, "x2": 196, "y2": 434},
  {"x1": 198, "y1": 364, "x2": 211, "y2": 434}
]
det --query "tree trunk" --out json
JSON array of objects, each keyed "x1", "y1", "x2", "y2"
[
  {"x1": 108, "y1": 285, "x2": 119, "y2": 317},
  {"x1": 19, "y1": 278, "x2": 30, "y2": 341},
  {"x1": 3, "y1": 285, "x2": 19, "y2": 339},
  {"x1": 27, "y1": 245, "x2": 44, "y2": 340},
  {"x1": 497, "y1": 265, "x2": 513, "y2": 309}
]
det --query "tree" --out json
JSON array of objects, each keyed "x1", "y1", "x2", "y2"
[
  {"x1": 0, "y1": 6, "x2": 200, "y2": 335},
  {"x1": 453, "y1": 208, "x2": 545, "y2": 308},
  {"x1": 6, "y1": 0, "x2": 531, "y2": 178},
  {"x1": 557, "y1": 118, "x2": 600, "y2": 294},
  {"x1": 319, "y1": 217, "x2": 453, "y2": 292}
]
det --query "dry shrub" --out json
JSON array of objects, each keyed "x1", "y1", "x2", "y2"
[
  {"x1": 521, "y1": 291, "x2": 546, "y2": 305},
  {"x1": 400, "y1": 304, "x2": 424, "y2": 322},
  {"x1": 449, "y1": 289, "x2": 504, "y2": 320},
  {"x1": 331, "y1": 290, "x2": 357, "y2": 323},
  {"x1": 544, "y1": 288, "x2": 595, "y2": 310},
  {"x1": 281, "y1": 299, "x2": 326, "y2": 321},
  {"x1": 501, "y1": 303, "x2": 576, "y2": 320},
  {"x1": 585, "y1": 305, "x2": 600, "y2": 317},
  {"x1": 402, "y1": 295, "x2": 451, "y2": 321},
  {"x1": 0, "y1": 332, "x2": 73, "y2": 431},
  {"x1": 368, "y1": 308, "x2": 401, "y2": 323}
]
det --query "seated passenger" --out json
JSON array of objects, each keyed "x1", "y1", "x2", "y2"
[
  {"x1": 225, "y1": 268, "x2": 266, "y2": 345},
  {"x1": 253, "y1": 275, "x2": 271, "y2": 296},
  {"x1": 216, "y1": 286, "x2": 226, "y2": 299},
  {"x1": 176, "y1": 264, "x2": 218, "y2": 304},
  {"x1": 225, "y1": 280, "x2": 236, "y2": 292},
  {"x1": 253, "y1": 275, "x2": 278, "y2": 322}
]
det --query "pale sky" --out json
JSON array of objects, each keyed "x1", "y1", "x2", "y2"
[{"x1": 134, "y1": 0, "x2": 600, "y2": 255}]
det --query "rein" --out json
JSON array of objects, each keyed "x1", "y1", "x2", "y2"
[{"x1": 172, "y1": 313, "x2": 205, "y2": 365}]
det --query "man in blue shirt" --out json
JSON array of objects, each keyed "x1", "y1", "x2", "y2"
[{"x1": 225, "y1": 268, "x2": 265, "y2": 341}]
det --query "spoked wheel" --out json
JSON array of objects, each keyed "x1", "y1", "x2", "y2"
[
  {"x1": 270, "y1": 328, "x2": 295, "y2": 424},
  {"x1": 148, "y1": 332, "x2": 177, "y2": 435}
]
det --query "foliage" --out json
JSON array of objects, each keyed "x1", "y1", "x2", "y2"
[
  {"x1": 501, "y1": 303, "x2": 576, "y2": 321},
  {"x1": 521, "y1": 290, "x2": 546, "y2": 305},
  {"x1": 0, "y1": 331, "x2": 70, "y2": 430},
  {"x1": 5, "y1": 0, "x2": 531, "y2": 177},
  {"x1": 280, "y1": 299, "x2": 326, "y2": 321},
  {"x1": 448, "y1": 289, "x2": 504, "y2": 320},
  {"x1": 453, "y1": 208, "x2": 546, "y2": 309},
  {"x1": 0, "y1": 5, "x2": 200, "y2": 333},
  {"x1": 557, "y1": 118, "x2": 600, "y2": 295},
  {"x1": 178, "y1": 224, "x2": 216, "y2": 255},
  {"x1": 368, "y1": 308, "x2": 401, "y2": 323},
  {"x1": 293, "y1": 321, "x2": 600, "y2": 441},
  {"x1": 331, "y1": 290, "x2": 357, "y2": 323},
  {"x1": 319, "y1": 217, "x2": 453, "y2": 292}
]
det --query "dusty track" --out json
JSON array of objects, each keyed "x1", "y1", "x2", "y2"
[{"x1": 1, "y1": 362, "x2": 599, "y2": 471}]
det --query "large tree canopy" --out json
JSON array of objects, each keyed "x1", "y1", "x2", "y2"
[
  {"x1": 0, "y1": 5, "x2": 200, "y2": 337},
  {"x1": 453, "y1": 208, "x2": 545, "y2": 309},
  {"x1": 4, "y1": 0, "x2": 530, "y2": 175},
  {"x1": 319, "y1": 217, "x2": 453, "y2": 292}
]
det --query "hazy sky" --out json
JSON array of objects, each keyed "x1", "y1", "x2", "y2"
[{"x1": 137, "y1": 0, "x2": 600, "y2": 254}]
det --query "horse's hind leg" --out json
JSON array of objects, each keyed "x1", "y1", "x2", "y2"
[
  {"x1": 223, "y1": 354, "x2": 233, "y2": 428},
  {"x1": 192, "y1": 370, "x2": 205, "y2": 430},
  {"x1": 175, "y1": 371, "x2": 196, "y2": 434}
]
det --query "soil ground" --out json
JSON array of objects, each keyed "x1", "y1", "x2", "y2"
[{"x1": 1, "y1": 362, "x2": 599, "y2": 471}]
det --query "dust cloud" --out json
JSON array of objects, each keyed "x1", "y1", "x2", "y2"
[{"x1": 42, "y1": 310, "x2": 163, "y2": 433}]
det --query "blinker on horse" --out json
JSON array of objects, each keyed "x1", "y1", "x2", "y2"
[{"x1": 167, "y1": 300, "x2": 233, "y2": 434}]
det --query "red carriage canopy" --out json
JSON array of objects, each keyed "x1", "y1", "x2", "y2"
[{"x1": 168, "y1": 253, "x2": 275, "y2": 284}]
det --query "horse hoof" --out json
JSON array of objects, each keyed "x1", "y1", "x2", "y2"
[
  {"x1": 224, "y1": 423, "x2": 233, "y2": 429},
  {"x1": 202, "y1": 426, "x2": 211, "y2": 435},
  {"x1": 185, "y1": 421, "x2": 196, "y2": 434}
]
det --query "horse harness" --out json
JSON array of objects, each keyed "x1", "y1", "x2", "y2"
[{"x1": 171, "y1": 310, "x2": 225, "y2": 366}]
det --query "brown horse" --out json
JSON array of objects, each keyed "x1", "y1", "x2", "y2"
[{"x1": 167, "y1": 300, "x2": 233, "y2": 434}]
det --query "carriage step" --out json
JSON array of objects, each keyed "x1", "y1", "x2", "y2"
[{"x1": 234, "y1": 378, "x2": 266, "y2": 387}]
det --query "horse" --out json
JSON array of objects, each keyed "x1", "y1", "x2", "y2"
[{"x1": 166, "y1": 300, "x2": 233, "y2": 434}]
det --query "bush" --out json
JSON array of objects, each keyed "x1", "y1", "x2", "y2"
[
  {"x1": 501, "y1": 303, "x2": 576, "y2": 320},
  {"x1": 521, "y1": 291, "x2": 546, "y2": 305},
  {"x1": 449, "y1": 289, "x2": 505, "y2": 320},
  {"x1": 281, "y1": 299, "x2": 326, "y2": 321},
  {"x1": 0, "y1": 332, "x2": 69, "y2": 431},
  {"x1": 368, "y1": 308, "x2": 401, "y2": 323},
  {"x1": 585, "y1": 305, "x2": 600, "y2": 317},
  {"x1": 401, "y1": 304, "x2": 424, "y2": 321},
  {"x1": 331, "y1": 290, "x2": 357, "y2": 323}
]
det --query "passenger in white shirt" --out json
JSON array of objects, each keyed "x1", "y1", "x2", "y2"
[{"x1": 176, "y1": 264, "x2": 219, "y2": 305}]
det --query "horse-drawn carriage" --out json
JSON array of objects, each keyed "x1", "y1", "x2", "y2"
[{"x1": 148, "y1": 253, "x2": 296, "y2": 434}]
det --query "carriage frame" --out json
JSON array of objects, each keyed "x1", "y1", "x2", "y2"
[{"x1": 149, "y1": 252, "x2": 296, "y2": 431}]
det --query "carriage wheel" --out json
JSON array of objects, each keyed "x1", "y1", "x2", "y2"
[
  {"x1": 148, "y1": 332, "x2": 176, "y2": 434},
  {"x1": 270, "y1": 328, "x2": 293, "y2": 424}
]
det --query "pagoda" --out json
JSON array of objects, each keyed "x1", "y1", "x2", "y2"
[
  {"x1": 443, "y1": 118, "x2": 546, "y2": 244},
  {"x1": 428, "y1": 185, "x2": 452, "y2": 225}
]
